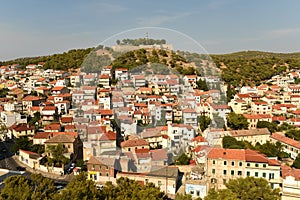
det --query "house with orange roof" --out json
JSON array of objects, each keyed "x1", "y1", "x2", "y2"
[
  {"x1": 182, "y1": 108, "x2": 198, "y2": 129},
  {"x1": 45, "y1": 133, "x2": 83, "y2": 161},
  {"x1": 270, "y1": 133, "x2": 300, "y2": 159},
  {"x1": 228, "y1": 98, "x2": 249, "y2": 114},
  {"x1": 69, "y1": 73, "x2": 82, "y2": 87},
  {"x1": 115, "y1": 68, "x2": 128, "y2": 81},
  {"x1": 167, "y1": 123, "x2": 196, "y2": 149},
  {"x1": 22, "y1": 95, "x2": 44, "y2": 112},
  {"x1": 100, "y1": 65, "x2": 112, "y2": 77},
  {"x1": 51, "y1": 86, "x2": 69, "y2": 96},
  {"x1": 281, "y1": 165, "x2": 300, "y2": 199},
  {"x1": 18, "y1": 149, "x2": 41, "y2": 169},
  {"x1": 132, "y1": 75, "x2": 145, "y2": 88},
  {"x1": 33, "y1": 132, "x2": 53, "y2": 145},
  {"x1": 83, "y1": 74, "x2": 96, "y2": 85},
  {"x1": 141, "y1": 127, "x2": 169, "y2": 149},
  {"x1": 243, "y1": 114, "x2": 272, "y2": 129},
  {"x1": 121, "y1": 138, "x2": 149, "y2": 152},
  {"x1": 99, "y1": 74, "x2": 110, "y2": 87},
  {"x1": 8, "y1": 123, "x2": 35, "y2": 139},
  {"x1": 207, "y1": 148, "x2": 281, "y2": 190},
  {"x1": 251, "y1": 101, "x2": 272, "y2": 115},
  {"x1": 41, "y1": 106, "x2": 57, "y2": 122}
]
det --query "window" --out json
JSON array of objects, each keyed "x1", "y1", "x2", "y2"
[
  {"x1": 255, "y1": 163, "x2": 259, "y2": 167},
  {"x1": 247, "y1": 163, "x2": 250, "y2": 167},
  {"x1": 196, "y1": 191, "x2": 200, "y2": 196},
  {"x1": 99, "y1": 173, "x2": 102, "y2": 176},
  {"x1": 190, "y1": 190, "x2": 194, "y2": 195},
  {"x1": 269, "y1": 173, "x2": 274, "y2": 179},
  {"x1": 263, "y1": 173, "x2": 266, "y2": 178},
  {"x1": 158, "y1": 181, "x2": 162, "y2": 186},
  {"x1": 106, "y1": 166, "x2": 109, "y2": 170},
  {"x1": 94, "y1": 174, "x2": 97, "y2": 180},
  {"x1": 223, "y1": 170, "x2": 227, "y2": 175},
  {"x1": 128, "y1": 148, "x2": 131, "y2": 151},
  {"x1": 92, "y1": 165, "x2": 95, "y2": 170},
  {"x1": 223, "y1": 179, "x2": 227, "y2": 184},
  {"x1": 212, "y1": 160, "x2": 216, "y2": 165},
  {"x1": 224, "y1": 161, "x2": 227, "y2": 166},
  {"x1": 106, "y1": 173, "x2": 109, "y2": 177},
  {"x1": 239, "y1": 162, "x2": 242, "y2": 167},
  {"x1": 255, "y1": 172, "x2": 259, "y2": 177},
  {"x1": 212, "y1": 169, "x2": 215, "y2": 174},
  {"x1": 263, "y1": 164, "x2": 266, "y2": 168},
  {"x1": 231, "y1": 170, "x2": 234, "y2": 175},
  {"x1": 247, "y1": 171, "x2": 250, "y2": 176},
  {"x1": 145, "y1": 179, "x2": 148, "y2": 184},
  {"x1": 231, "y1": 161, "x2": 235, "y2": 166},
  {"x1": 211, "y1": 178, "x2": 217, "y2": 183},
  {"x1": 238, "y1": 171, "x2": 242, "y2": 176}
]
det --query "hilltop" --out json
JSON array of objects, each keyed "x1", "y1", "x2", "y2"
[{"x1": 1, "y1": 48, "x2": 300, "y2": 85}]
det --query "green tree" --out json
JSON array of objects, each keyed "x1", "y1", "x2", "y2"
[
  {"x1": 175, "y1": 153, "x2": 191, "y2": 165},
  {"x1": 30, "y1": 173, "x2": 56, "y2": 200},
  {"x1": 47, "y1": 143, "x2": 69, "y2": 167},
  {"x1": 257, "y1": 121, "x2": 278, "y2": 133},
  {"x1": 199, "y1": 115, "x2": 211, "y2": 132},
  {"x1": 1, "y1": 175, "x2": 31, "y2": 200},
  {"x1": 175, "y1": 193, "x2": 193, "y2": 200},
  {"x1": 292, "y1": 154, "x2": 300, "y2": 169},
  {"x1": 196, "y1": 79, "x2": 209, "y2": 91},
  {"x1": 226, "y1": 112, "x2": 249, "y2": 130},
  {"x1": 101, "y1": 177, "x2": 165, "y2": 200},
  {"x1": 205, "y1": 188, "x2": 237, "y2": 200},
  {"x1": 285, "y1": 129, "x2": 300, "y2": 141},
  {"x1": 205, "y1": 177, "x2": 280, "y2": 200},
  {"x1": 11, "y1": 136, "x2": 31, "y2": 153},
  {"x1": 222, "y1": 136, "x2": 245, "y2": 149},
  {"x1": 56, "y1": 172, "x2": 101, "y2": 200}
]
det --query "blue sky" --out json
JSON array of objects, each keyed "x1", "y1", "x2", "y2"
[{"x1": 1, "y1": 0, "x2": 300, "y2": 60}]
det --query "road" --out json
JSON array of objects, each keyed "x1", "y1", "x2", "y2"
[{"x1": 0, "y1": 141, "x2": 72, "y2": 185}]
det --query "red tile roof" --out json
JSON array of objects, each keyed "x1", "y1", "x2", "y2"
[
  {"x1": 61, "y1": 116, "x2": 73, "y2": 123},
  {"x1": 100, "y1": 109, "x2": 114, "y2": 115},
  {"x1": 243, "y1": 114, "x2": 271, "y2": 119},
  {"x1": 121, "y1": 138, "x2": 149, "y2": 148},
  {"x1": 207, "y1": 148, "x2": 246, "y2": 160},
  {"x1": 271, "y1": 133, "x2": 300, "y2": 149},
  {"x1": 9, "y1": 123, "x2": 35, "y2": 131},
  {"x1": 281, "y1": 165, "x2": 300, "y2": 180},
  {"x1": 33, "y1": 132, "x2": 52, "y2": 139},
  {"x1": 23, "y1": 95, "x2": 42, "y2": 101},
  {"x1": 192, "y1": 136, "x2": 207, "y2": 142},
  {"x1": 150, "y1": 148, "x2": 168, "y2": 161},
  {"x1": 99, "y1": 131, "x2": 116, "y2": 141},
  {"x1": 44, "y1": 123, "x2": 61, "y2": 131},
  {"x1": 135, "y1": 149, "x2": 150, "y2": 159},
  {"x1": 51, "y1": 86, "x2": 65, "y2": 91},
  {"x1": 42, "y1": 106, "x2": 56, "y2": 111}
]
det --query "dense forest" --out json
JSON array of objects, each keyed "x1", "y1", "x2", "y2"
[
  {"x1": 1, "y1": 46, "x2": 300, "y2": 85},
  {"x1": 0, "y1": 48, "x2": 93, "y2": 70},
  {"x1": 211, "y1": 51, "x2": 300, "y2": 86}
]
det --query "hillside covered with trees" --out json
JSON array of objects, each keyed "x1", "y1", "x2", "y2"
[{"x1": 2, "y1": 45, "x2": 300, "y2": 85}]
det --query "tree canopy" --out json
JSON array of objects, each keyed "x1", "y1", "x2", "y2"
[
  {"x1": 205, "y1": 177, "x2": 281, "y2": 200},
  {"x1": 0, "y1": 174, "x2": 167, "y2": 200},
  {"x1": 226, "y1": 112, "x2": 249, "y2": 130},
  {"x1": 0, "y1": 174, "x2": 55, "y2": 200}
]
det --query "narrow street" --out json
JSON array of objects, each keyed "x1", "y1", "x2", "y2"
[{"x1": 0, "y1": 140, "x2": 72, "y2": 185}]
